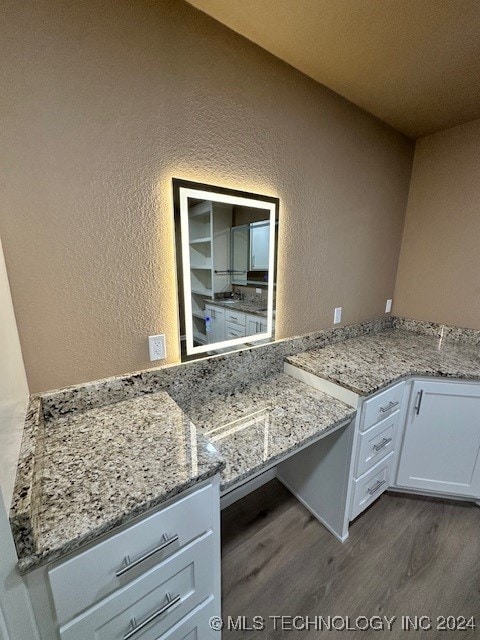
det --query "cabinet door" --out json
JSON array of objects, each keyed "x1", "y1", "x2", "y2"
[
  {"x1": 246, "y1": 314, "x2": 261, "y2": 336},
  {"x1": 249, "y1": 223, "x2": 270, "y2": 270},
  {"x1": 231, "y1": 226, "x2": 248, "y2": 285},
  {"x1": 205, "y1": 306, "x2": 225, "y2": 344},
  {"x1": 396, "y1": 381, "x2": 480, "y2": 497}
]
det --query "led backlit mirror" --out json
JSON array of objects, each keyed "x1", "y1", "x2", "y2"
[{"x1": 173, "y1": 179, "x2": 279, "y2": 361}]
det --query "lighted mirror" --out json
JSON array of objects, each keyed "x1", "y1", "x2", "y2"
[{"x1": 173, "y1": 179, "x2": 279, "y2": 361}]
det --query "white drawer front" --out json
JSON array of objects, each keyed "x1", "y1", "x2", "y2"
[
  {"x1": 225, "y1": 310, "x2": 246, "y2": 327},
  {"x1": 59, "y1": 533, "x2": 215, "y2": 640},
  {"x1": 355, "y1": 413, "x2": 399, "y2": 478},
  {"x1": 361, "y1": 382, "x2": 405, "y2": 432},
  {"x1": 158, "y1": 596, "x2": 216, "y2": 640},
  {"x1": 351, "y1": 453, "x2": 393, "y2": 520},
  {"x1": 50, "y1": 484, "x2": 214, "y2": 624},
  {"x1": 225, "y1": 323, "x2": 246, "y2": 339}
]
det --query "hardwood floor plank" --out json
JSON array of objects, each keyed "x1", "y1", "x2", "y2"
[{"x1": 221, "y1": 480, "x2": 480, "y2": 639}]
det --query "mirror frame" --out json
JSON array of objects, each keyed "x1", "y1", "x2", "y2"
[{"x1": 172, "y1": 178, "x2": 279, "y2": 359}]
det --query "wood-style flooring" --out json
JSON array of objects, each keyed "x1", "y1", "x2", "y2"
[{"x1": 221, "y1": 480, "x2": 480, "y2": 639}]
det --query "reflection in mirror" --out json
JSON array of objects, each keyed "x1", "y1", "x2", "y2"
[{"x1": 173, "y1": 179, "x2": 279, "y2": 361}]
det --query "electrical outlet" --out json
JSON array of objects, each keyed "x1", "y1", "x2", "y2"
[
  {"x1": 148, "y1": 334, "x2": 166, "y2": 361},
  {"x1": 385, "y1": 299, "x2": 393, "y2": 313},
  {"x1": 334, "y1": 307, "x2": 342, "y2": 324}
]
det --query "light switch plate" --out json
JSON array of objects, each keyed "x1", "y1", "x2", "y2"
[
  {"x1": 334, "y1": 307, "x2": 342, "y2": 324},
  {"x1": 385, "y1": 299, "x2": 393, "y2": 313},
  {"x1": 148, "y1": 334, "x2": 166, "y2": 361}
]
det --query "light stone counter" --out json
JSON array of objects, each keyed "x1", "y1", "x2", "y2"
[
  {"x1": 10, "y1": 392, "x2": 223, "y2": 572},
  {"x1": 15, "y1": 316, "x2": 477, "y2": 573},
  {"x1": 185, "y1": 372, "x2": 355, "y2": 492},
  {"x1": 286, "y1": 329, "x2": 480, "y2": 396}
]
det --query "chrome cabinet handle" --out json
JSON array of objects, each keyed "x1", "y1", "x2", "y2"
[
  {"x1": 123, "y1": 593, "x2": 181, "y2": 640},
  {"x1": 367, "y1": 479, "x2": 386, "y2": 496},
  {"x1": 373, "y1": 437, "x2": 392, "y2": 452},
  {"x1": 415, "y1": 390, "x2": 424, "y2": 415},
  {"x1": 116, "y1": 534, "x2": 179, "y2": 577},
  {"x1": 379, "y1": 400, "x2": 399, "y2": 413}
]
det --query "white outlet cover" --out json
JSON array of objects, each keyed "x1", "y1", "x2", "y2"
[
  {"x1": 148, "y1": 334, "x2": 166, "y2": 361},
  {"x1": 334, "y1": 307, "x2": 342, "y2": 324},
  {"x1": 385, "y1": 299, "x2": 393, "y2": 313}
]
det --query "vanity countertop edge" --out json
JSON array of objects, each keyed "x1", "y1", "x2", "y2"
[{"x1": 10, "y1": 316, "x2": 480, "y2": 574}]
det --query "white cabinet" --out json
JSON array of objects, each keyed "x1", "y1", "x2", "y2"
[
  {"x1": 48, "y1": 485, "x2": 215, "y2": 625},
  {"x1": 231, "y1": 226, "x2": 248, "y2": 286},
  {"x1": 205, "y1": 304, "x2": 225, "y2": 345},
  {"x1": 246, "y1": 314, "x2": 267, "y2": 336},
  {"x1": 355, "y1": 412, "x2": 399, "y2": 477},
  {"x1": 249, "y1": 222, "x2": 269, "y2": 270},
  {"x1": 58, "y1": 535, "x2": 214, "y2": 640},
  {"x1": 351, "y1": 453, "x2": 394, "y2": 520},
  {"x1": 348, "y1": 381, "x2": 406, "y2": 520},
  {"x1": 396, "y1": 380, "x2": 480, "y2": 498},
  {"x1": 27, "y1": 480, "x2": 221, "y2": 640}
]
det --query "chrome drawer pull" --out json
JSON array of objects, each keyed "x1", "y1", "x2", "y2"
[
  {"x1": 415, "y1": 390, "x2": 424, "y2": 416},
  {"x1": 372, "y1": 437, "x2": 392, "y2": 452},
  {"x1": 123, "y1": 593, "x2": 181, "y2": 640},
  {"x1": 367, "y1": 479, "x2": 386, "y2": 496},
  {"x1": 116, "y1": 534, "x2": 179, "y2": 577},
  {"x1": 379, "y1": 400, "x2": 399, "y2": 413}
]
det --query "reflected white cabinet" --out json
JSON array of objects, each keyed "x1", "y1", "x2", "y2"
[
  {"x1": 246, "y1": 314, "x2": 267, "y2": 335},
  {"x1": 205, "y1": 304, "x2": 225, "y2": 344},
  {"x1": 249, "y1": 222, "x2": 269, "y2": 270},
  {"x1": 396, "y1": 380, "x2": 480, "y2": 498}
]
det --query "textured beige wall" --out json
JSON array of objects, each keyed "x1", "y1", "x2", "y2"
[
  {"x1": 0, "y1": 238, "x2": 29, "y2": 507},
  {"x1": 0, "y1": 0, "x2": 413, "y2": 393},
  {"x1": 394, "y1": 119, "x2": 480, "y2": 329}
]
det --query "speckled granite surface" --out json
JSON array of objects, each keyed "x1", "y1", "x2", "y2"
[
  {"x1": 11, "y1": 392, "x2": 223, "y2": 573},
  {"x1": 16, "y1": 316, "x2": 472, "y2": 573},
  {"x1": 186, "y1": 373, "x2": 355, "y2": 492},
  {"x1": 10, "y1": 318, "x2": 392, "y2": 573},
  {"x1": 205, "y1": 298, "x2": 270, "y2": 317},
  {"x1": 40, "y1": 316, "x2": 393, "y2": 421},
  {"x1": 286, "y1": 329, "x2": 480, "y2": 396},
  {"x1": 392, "y1": 317, "x2": 480, "y2": 345}
]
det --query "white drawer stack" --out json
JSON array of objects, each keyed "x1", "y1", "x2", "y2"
[
  {"x1": 225, "y1": 309, "x2": 246, "y2": 339},
  {"x1": 350, "y1": 382, "x2": 405, "y2": 519},
  {"x1": 47, "y1": 483, "x2": 220, "y2": 640}
]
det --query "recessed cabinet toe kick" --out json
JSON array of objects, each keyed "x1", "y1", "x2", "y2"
[{"x1": 285, "y1": 363, "x2": 480, "y2": 540}]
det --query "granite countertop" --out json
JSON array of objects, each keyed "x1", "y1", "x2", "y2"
[
  {"x1": 286, "y1": 329, "x2": 480, "y2": 396},
  {"x1": 10, "y1": 375, "x2": 354, "y2": 572},
  {"x1": 10, "y1": 392, "x2": 223, "y2": 573},
  {"x1": 185, "y1": 373, "x2": 355, "y2": 492},
  {"x1": 13, "y1": 318, "x2": 480, "y2": 573},
  {"x1": 205, "y1": 298, "x2": 270, "y2": 317}
]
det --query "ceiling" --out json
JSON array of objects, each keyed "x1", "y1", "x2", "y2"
[{"x1": 186, "y1": 0, "x2": 480, "y2": 138}]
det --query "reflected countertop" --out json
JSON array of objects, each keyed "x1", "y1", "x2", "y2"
[{"x1": 204, "y1": 298, "x2": 272, "y2": 318}]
